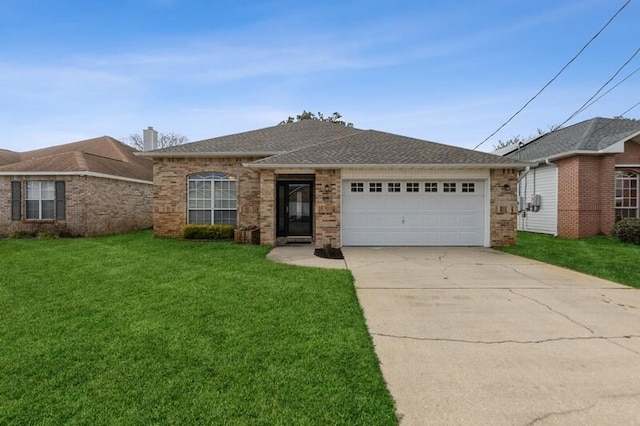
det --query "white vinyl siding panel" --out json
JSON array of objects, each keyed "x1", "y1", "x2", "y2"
[{"x1": 517, "y1": 165, "x2": 558, "y2": 235}]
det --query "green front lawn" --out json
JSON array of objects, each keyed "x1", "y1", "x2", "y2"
[
  {"x1": 499, "y1": 232, "x2": 640, "y2": 288},
  {"x1": 0, "y1": 232, "x2": 396, "y2": 425}
]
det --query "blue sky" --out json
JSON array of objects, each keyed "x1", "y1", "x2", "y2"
[{"x1": 1, "y1": 0, "x2": 638, "y2": 152}]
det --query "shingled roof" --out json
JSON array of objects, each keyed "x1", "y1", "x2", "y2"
[
  {"x1": 247, "y1": 130, "x2": 524, "y2": 168},
  {"x1": 142, "y1": 120, "x2": 525, "y2": 168},
  {"x1": 504, "y1": 117, "x2": 640, "y2": 162},
  {"x1": 142, "y1": 120, "x2": 361, "y2": 156},
  {"x1": 0, "y1": 136, "x2": 153, "y2": 182}
]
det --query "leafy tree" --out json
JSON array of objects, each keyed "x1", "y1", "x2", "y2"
[
  {"x1": 279, "y1": 110, "x2": 353, "y2": 127},
  {"x1": 493, "y1": 124, "x2": 559, "y2": 150},
  {"x1": 123, "y1": 132, "x2": 188, "y2": 151}
]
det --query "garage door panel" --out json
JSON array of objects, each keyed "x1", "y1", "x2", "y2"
[{"x1": 342, "y1": 180, "x2": 485, "y2": 246}]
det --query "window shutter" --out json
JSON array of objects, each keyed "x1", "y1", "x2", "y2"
[
  {"x1": 11, "y1": 181, "x2": 21, "y2": 221},
  {"x1": 55, "y1": 181, "x2": 66, "y2": 220}
]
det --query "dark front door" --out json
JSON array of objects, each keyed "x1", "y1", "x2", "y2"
[{"x1": 277, "y1": 181, "x2": 313, "y2": 237}]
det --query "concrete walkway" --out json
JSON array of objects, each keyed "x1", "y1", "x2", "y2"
[
  {"x1": 267, "y1": 245, "x2": 347, "y2": 269},
  {"x1": 343, "y1": 247, "x2": 640, "y2": 425}
]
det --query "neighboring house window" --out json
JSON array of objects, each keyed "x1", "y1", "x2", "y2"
[
  {"x1": 406, "y1": 182, "x2": 420, "y2": 192},
  {"x1": 12, "y1": 180, "x2": 66, "y2": 221},
  {"x1": 26, "y1": 181, "x2": 55, "y2": 219},
  {"x1": 615, "y1": 171, "x2": 638, "y2": 221},
  {"x1": 443, "y1": 182, "x2": 457, "y2": 193},
  {"x1": 369, "y1": 182, "x2": 382, "y2": 192},
  {"x1": 461, "y1": 183, "x2": 475, "y2": 193},
  {"x1": 388, "y1": 182, "x2": 401, "y2": 192},
  {"x1": 425, "y1": 182, "x2": 438, "y2": 192},
  {"x1": 187, "y1": 172, "x2": 237, "y2": 225}
]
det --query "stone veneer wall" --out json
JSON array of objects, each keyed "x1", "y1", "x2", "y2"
[
  {"x1": 152, "y1": 157, "x2": 261, "y2": 237},
  {"x1": 0, "y1": 175, "x2": 152, "y2": 237},
  {"x1": 490, "y1": 169, "x2": 518, "y2": 246},
  {"x1": 314, "y1": 169, "x2": 341, "y2": 248}
]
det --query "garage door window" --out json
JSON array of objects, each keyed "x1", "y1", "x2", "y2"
[
  {"x1": 369, "y1": 182, "x2": 382, "y2": 192},
  {"x1": 443, "y1": 183, "x2": 457, "y2": 192},
  {"x1": 406, "y1": 182, "x2": 420, "y2": 192},
  {"x1": 425, "y1": 182, "x2": 438, "y2": 192},
  {"x1": 350, "y1": 182, "x2": 364, "y2": 192},
  {"x1": 462, "y1": 183, "x2": 475, "y2": 193},
  {"x1": 388, "y1": 182, "x2": 401, "y2": 192}
]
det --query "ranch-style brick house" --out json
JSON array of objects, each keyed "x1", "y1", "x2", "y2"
[
  {"x1": 500, "y1": 117, "x2": 640, "y2": 239},
  {"x1": 139, "y1": 120, "x2": 526, "y2": 247},
  {"x1": 0, "y1": 136, "x2": 153, "y2": 237}
]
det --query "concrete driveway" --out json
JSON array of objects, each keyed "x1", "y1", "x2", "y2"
[{"x1": 342, "y1": 247, "x2": 640, "y2": 426}]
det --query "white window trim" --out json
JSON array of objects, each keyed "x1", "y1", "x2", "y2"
[
  {"x1": 187, "y1": 172, "x2": 237, "y2": 225},
  {"x1": 615, "y1": 171, "x2": 639, "y2": 220},
  {"x1": 25, "y1": 181, "x2": 55, "y2": 220}
]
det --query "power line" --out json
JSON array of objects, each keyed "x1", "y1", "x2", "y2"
[
  {"x1": 619, "y1": 99, "x2": 640, "y2": 117},
  {"x1": 579, "y1": 64, "x2": 640, "y2": 113},
  {"x1": 474, "y1": 0, "x2": 632, "y2": 150},
  {"x1": 556, "y1": 47, "x2": 640, "y2": 129}
]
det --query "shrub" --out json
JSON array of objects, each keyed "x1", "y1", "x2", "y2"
[
  {"x1": 612, "y1": 218, "x2": 640, "y2": 245},
  {"x1": 10, "y1": 230, "x2": 35, "y2": 239},
  {"x1": 182, "y1": 224, "x2": 235, "y2": 240},
  {"x1": 37, "y1": 230, "x2": 60, "y2": 240}
]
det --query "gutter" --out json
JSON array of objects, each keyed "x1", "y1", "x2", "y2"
[
  {"x1": 242, "y1": 162, "x2": 531, "y2": 170},
  {"x1": 0, "y1": 171, "x2": 153, "y2": 185}
]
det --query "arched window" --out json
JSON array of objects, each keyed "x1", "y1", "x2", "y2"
[
  {"x1": 615, "y1": 171, "x2": 638, "y2": 221},
  {"x1": 187, "y1": 172, "x2": 237, "y2": 225}
]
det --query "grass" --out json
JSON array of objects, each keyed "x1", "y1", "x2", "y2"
[
  {"x1": 0, "y1": 231, "x2": 397, "y2": 425},
  {"x1": 499, "y1": 232, "x2": 640, "y2": 288}
]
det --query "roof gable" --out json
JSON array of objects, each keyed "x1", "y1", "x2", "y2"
[{"x1": 505, "y1": 118, "x2": 640, "y2": 161}]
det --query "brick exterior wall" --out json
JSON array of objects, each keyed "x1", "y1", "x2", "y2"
[
  {"x1": 0, "y1": 175, "x2": 152, "y2": 237},
  {"x1": 152, "y1": 157, "x2": 261, "y2": 237},
  {"x1": 150, "y1": 158, "x2": 520, "y2": 247},
  {"x1": 259, "y1": 170, "x2": 275, "y2": 246},
  {"x1": 314, "y1": 169, "x2": 341, "y2": 248},
  {"x1": 555, "y1": 140, "x2": 640, "y2": 239},
  {"x1": 490, "y1": 169, "x2": 518, "y2": 246},
  {"x1": 557, "y1": 154, "x2": 620, "y2": 239}
]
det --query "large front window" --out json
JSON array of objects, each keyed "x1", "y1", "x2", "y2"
[
  {"x1": 26, "y1": 181, "x2": 55, "y2": 220},
  {"x1": 615, "y1": 171, "x2": 638, "y2": 221},
  {"x1": 187, "y1": 172, "x2": 237, "y2": 225}
]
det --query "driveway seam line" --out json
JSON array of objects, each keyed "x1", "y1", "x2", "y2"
[
  {"x1": 371, "y1": 332, "x2": 640, "y2": 345},
  {"x1": 508, "y1": 289, "x2": 596, "y2": 334}
]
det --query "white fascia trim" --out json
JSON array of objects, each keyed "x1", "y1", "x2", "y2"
[
  {"x1": 527, "y1": 150, "x2": 604, "y2": 163},
  {"x1": 243, "y1": 162, "x2": 529, "y2": 170},
  {"x1": 601, "y1": 130, "x2": 640, "y2": 153},
  {"x1": 0, "y1": 171, "x2": 153, "y2": 185},
  {"x1": 616, "y1": 164, "x2": 640, "y2": 168},
  {"x1": 135, "y1": 151, "x2": 281, "y2": 158}
]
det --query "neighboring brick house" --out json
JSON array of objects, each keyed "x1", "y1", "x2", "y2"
[
  {"x1": 140, "y1": 120, "x2": 525, "y2": 247},
  {"x1": 500, "y1": 117, "x2": 640, "y2": 239},
  {"x1": 0, "y1": 136, "x2": 153, "y2": 237}
]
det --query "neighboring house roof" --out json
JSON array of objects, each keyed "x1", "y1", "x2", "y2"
[
  {"x1": 0, "y1": 136, "x2": 153, "y2": 182},
  {"x1": 503, "y1": 117, "x2": 640, "y2": 162},
  {"x1": 0, "y1": 149, "x2": 21, "y2": 166},
  {"x1": 141, "y1": 120, "x2": 525, "y2": 168}
]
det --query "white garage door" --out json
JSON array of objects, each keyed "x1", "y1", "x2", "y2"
[{"x1": 342, "y1": 180, "x2": 485, "y2": 246}]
